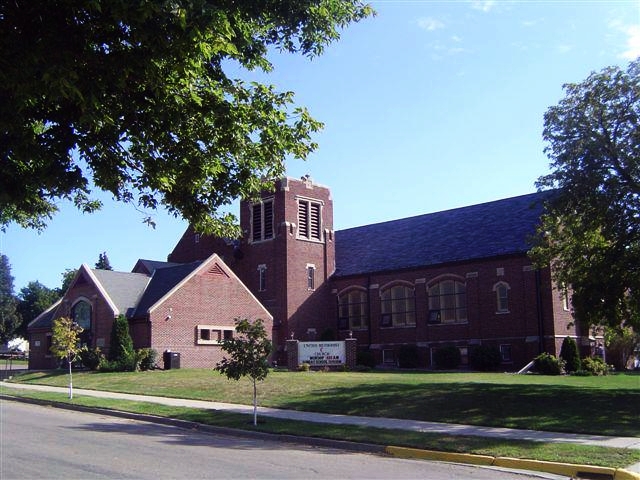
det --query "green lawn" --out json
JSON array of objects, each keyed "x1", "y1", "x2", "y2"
[
  {"x1": 10, "y1": 369, "x2": 640, "y2": 436},
  {"x1": 4, "y1": 388, "x2": 640, "y2": 469}
]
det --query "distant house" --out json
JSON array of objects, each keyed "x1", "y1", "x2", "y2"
[
  {"x1": 29, "y1": 176, "x2": 592, "y2": 371},
  {"x1": 28, "y1": 254, "x2": 272, "y2": 369}
]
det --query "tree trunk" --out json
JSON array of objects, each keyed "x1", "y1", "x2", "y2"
[
  {"x1": 252, "y1": 379, "x2": 257, "y2": 426},
  {"x1": 67, "y1": 353, "x2": 73, "y2": 399}
]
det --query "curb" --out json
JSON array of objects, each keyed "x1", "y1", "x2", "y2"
[
  {"x1": 3, "y1": 393, "x2": 639, "y2": 480},
  {"x1": 385, "y1": 446, "x2": 640, "y2": 480}
]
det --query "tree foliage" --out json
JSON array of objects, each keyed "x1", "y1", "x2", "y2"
[
  {"x1": 531, "y1": 59, "x2": 640, "y2": 330},
  {"x1": 604, "y1": 326, "x2": 639, "y2": 371},
  {"x1": 59, "y1": 268, "x2": 78, "y2": 295},
  {"x1": 559, "y1": 336, "x2": 581, "y2": 373},
  {"x1": 0, "y1": 1, "x2": 373, "y2": 235},
  {"x1": 107, "y1": 314, "x2": 135, "y2": 371},
  {"x1": 50, "y1": 316, "x2": 84, "y2": 398},
  {"x1": 216, "y1": 318, "x2": 272, "y2": 426},
  {"x1": 0, "y1": 254, "x2": 21, "y2": 344},
  {"x1": 16, "y1": 281, "x2": 60, "y2": 338},
  {"x1": 95, "y1": 252, "x2": 113, "y2": 270}
]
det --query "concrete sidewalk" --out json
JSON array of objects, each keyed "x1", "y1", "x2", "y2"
[{"x1": 2, "y1": 381, "x2": 639, "y2": 452}]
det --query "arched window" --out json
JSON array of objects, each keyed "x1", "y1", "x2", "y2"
[
  {"x1": 380, "y1": 284, "x2": 415, "y2": 327},
  {"x1": 72, "y1": 300, "x2": 91, "y2": 330},
  {"x1": 338, "y1": 288, "x2": 368, "y2": 330},
  {"x1": 428, "y1": 279, "x2": 467, "y2": 324},
  {"x1": 494, "y1": 282, "x2": 510, "y2": 313}
]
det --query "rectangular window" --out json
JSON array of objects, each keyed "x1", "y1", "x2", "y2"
[
  {"x1": 251, "y1": 199, "x2": 274, "y2": 242},
  {"x1": 561, "y1": 285, "x2": 570, "y2": 311},
  {"x1": 500, "y1": 344, "x2": 512, "y2": 362},
  {"x1": 258, "y1": 264, "x2": 267, "y2": 292},
  {"x1": 381, "y1": 285, "x2": 415, "y2": 327},
  {"x1": 428, "y1": 280, "x2": 467, "y2": 324},
  {"x1": 338, "y1": 289, "x2": 368, "y2": 330},
  {"x1": 459, "y1": 347, "x2": 469, "y2": 366},
  {"x1": 298, "y1": 199, "x2": 322, "y2": 241},
  {"x1": 307, "y1": 265, "x2": 316, "y2": 290},
  {"x1": 382, "y1": 349, "x2": 395, "y2": 364},
  {"x1": 196, "y1": 325, "x2": 234, "y2": 345}
]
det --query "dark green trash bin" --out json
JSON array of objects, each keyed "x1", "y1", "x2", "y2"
[{"x1": 163, "y1": 351, "x2": 180, "y2": 370}]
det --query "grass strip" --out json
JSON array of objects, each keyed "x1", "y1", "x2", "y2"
[
  {"x1": 3, "y1": 388, "x2": 639, "y2": 469},
  {"x1": 11, "y1": 369, "x2": 640, "y2": 437}
]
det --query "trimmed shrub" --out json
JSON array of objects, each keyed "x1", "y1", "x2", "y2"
[
  {"x1": 79, "y1": 347, "x2": 103, "y2": 371},
  {"x1": 135, "y1": 348, "x2": 157, "y2": 371},
  {"x1": 108, "y1": 314, "x2": 135, "y2": 371},
  {"x1": 534, "y1": 352, "x2": 565, "y2": 375},
  {"x1": 469, "y1": 345, "x2": 502, "y2": 371},
  {"x1": 398, "y1": 344, "x2": 420, "y2": 369},
  {"x1": 356, "y1": 349, "x2": 377, "y2": 369},
  {"x1": 581, "y1": 356, "x2": 609, "y2": 376},
  {"x1": 559, "y1": 336, "x2": 581, "y2": 373},
  {"x1": 433, "y1": 346, "x2": 461, "y2": 370}
]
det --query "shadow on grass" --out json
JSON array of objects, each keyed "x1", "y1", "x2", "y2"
[{"x1": 275, "y1": 382, "x2": 640, "y2": 437}]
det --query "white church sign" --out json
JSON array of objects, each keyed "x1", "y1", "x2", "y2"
[{"x1": 298, "y1": 341, "x2": 345, "y2": 366}]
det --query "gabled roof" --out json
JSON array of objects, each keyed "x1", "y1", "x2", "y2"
[
  {"x1": 133, "y1": 261, "x2": 202, "y2": 316},
  {"x1": 333, "y1": 191, "x2": 551, "y2": 278},
  {"x1": 132, "y1": 259, "x2": 182, "y2": 275},
  {"x1": 91, "y1": 269, "x2": 150, "y2": 317}
]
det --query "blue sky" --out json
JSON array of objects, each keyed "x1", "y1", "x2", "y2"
[{"x1": 3, "y1": 0, "x2": 639, "y2": 292}]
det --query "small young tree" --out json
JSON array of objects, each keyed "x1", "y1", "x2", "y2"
[
  {"x1": 216, "y1": 318, "x2": 272, "y2": 426},
  {"x1": 108, "y1": 314, "x2": 135, "y2": 371},
  {"x1": 50, "y1": 316, "x2": 83, "y2": 399},
  {"x1": 560, "y1": 336, "x2": 581, "y2": 373}
]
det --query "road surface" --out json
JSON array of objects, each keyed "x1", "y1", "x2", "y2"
[{"x1": 0, "y1": 400, "x2": 562, "y2": 479}]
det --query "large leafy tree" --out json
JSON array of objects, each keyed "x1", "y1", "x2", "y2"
[
  {"x1": 531, "y1": 59, "x2": 640, "y2": 330},
  {"x1": 16, "y1": 281, "x2": 60, "y2": 338},
  {"x1": 216, "y1": 318, "x2": 272, "y2": 426},
  {"x1": 0, "y1": 1, "x2": 373, "y2": 235},
  {"x1": 0, "y1": 255, "x2": 21, "y2": 344}
]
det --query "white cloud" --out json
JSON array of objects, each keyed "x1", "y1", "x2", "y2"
[
  {"x1": 619, "y1": 24, "x2": 640, "y2": 60},
  {"x1": 470, "y1": 1, "x2": 496, "y2": 13},
  {"x1": 417, "y1": 17, "x2": 444, "y2": 31}
]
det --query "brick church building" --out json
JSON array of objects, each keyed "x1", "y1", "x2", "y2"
[
  {"x1": 168, "y1": 176, "x2": 587, "y2": 370},
  {"x1": 29, "y1": 175, "x2": 588, "y2": 371}
]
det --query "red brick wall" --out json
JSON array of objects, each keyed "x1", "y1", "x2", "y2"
[
  {"x1": 147, "y1": 257, "x2": 273, "y2": 369},
  {"x1": 329, "y1": 255, "x2": 577, "y2": 371},
  {"x1": 166, "y1": 177, "x2": 336, "y2": 363},
  {"x1": 28, "y1": 268, "x2": 120, "y2": 369}
]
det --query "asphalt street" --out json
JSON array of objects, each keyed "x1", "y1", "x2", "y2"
[{"x1": 1, "y1": 400, "x2": 565, "y2": 480}]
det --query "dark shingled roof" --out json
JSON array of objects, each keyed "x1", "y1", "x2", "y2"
[
  {"x1": 133, "y1": 261, "x2": 202, "y2": 316},
  {"x1": 27, "y1": 299, "x2": 62, "y2": 330},
  {"x1": 132, "y1": 259, "x2": 182, "y2": 275},
  {"x1": 333, "y1": 191, "x2": 551, "y2": 278},
  {"x1": 91, "y1": 269, "x2": 150, "y2": 318}
]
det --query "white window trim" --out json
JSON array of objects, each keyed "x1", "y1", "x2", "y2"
[
  {"x1": 196, "y1": 325, "x2": 235, "y2": 345},
  {"x1": 306, "y1": 264, "x2": 316, "y2": 291},
  {"x1": 250, "y1": 197, "x2": 275, "y2": 243},
  {"x1": 296, "y1": 196, "x2": 324, "y2": 242}
]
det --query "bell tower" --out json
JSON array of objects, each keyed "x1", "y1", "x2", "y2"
[{"x1": 242, "y1": 176, "x2": 335, "y2": 360}]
